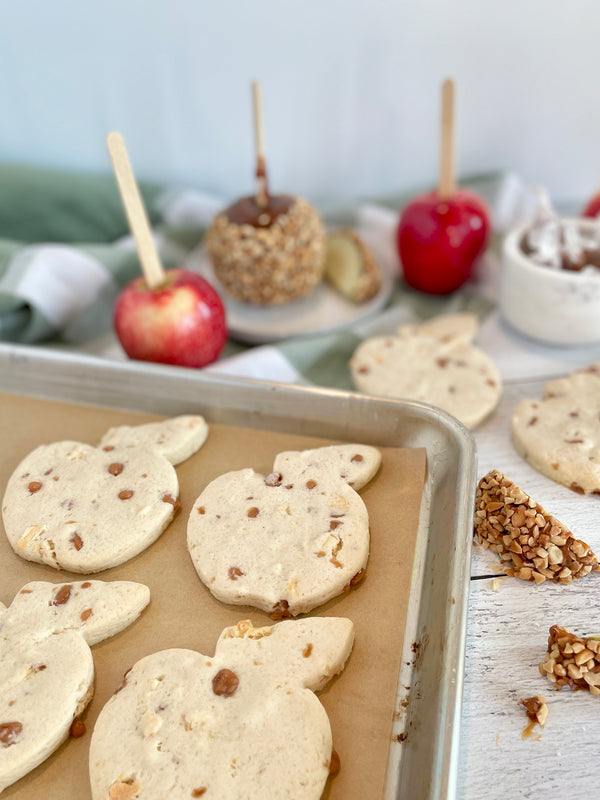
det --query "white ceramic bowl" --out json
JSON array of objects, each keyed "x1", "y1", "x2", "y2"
[{"x1": 500, "y1": 219, "x2": 600, "y2": 345}]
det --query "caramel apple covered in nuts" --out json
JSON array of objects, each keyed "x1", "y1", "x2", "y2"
[
  {"x1": 205, "y1": 82, "x2": 326, "y2": 305},
  {"x1": 474, "y1": 470, "x2": 600, "y2": 584},
  {"x1": 205, "y1": 194, "x2": 326, "y2": 305}
]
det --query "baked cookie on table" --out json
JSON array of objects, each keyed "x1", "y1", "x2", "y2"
[
  {"x1": 187, "y1": 444, "x2": 381, "y2": 617},
  {"x1": 512, "y1": 363, "x2": 600, "y2": 495},
  {"x1": 2, "y1": 415, "x2": 208, "y2": 573},
  {"x1": 89, "y1": 616, "x2": 354, "y2": 800},
  {"x1": 0, "y1": 580, "x2": 149, "y2": 794},
  {"x1": 349, "y1": 312, "x2": 501, "y2": 429}
]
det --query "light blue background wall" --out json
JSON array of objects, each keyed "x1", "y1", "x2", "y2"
[{"x1": 1, "y1": 0, "x2": 598, "y2": 205}]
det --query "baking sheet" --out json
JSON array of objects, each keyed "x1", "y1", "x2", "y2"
[
  {"x1": 0, "y1": 344, "x2": 477, "y2": 800},
  {"x1": 0, "y1": 392, "x2": 425, "y2": 799}
]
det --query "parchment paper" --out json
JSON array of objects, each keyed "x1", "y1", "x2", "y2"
[{"x1": 0, "y1": 392, "x2": 426, "y2": 799}]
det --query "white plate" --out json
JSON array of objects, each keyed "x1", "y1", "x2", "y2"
[{"x1": 186, "y1": 245, "x2": 396, "y2": 345}]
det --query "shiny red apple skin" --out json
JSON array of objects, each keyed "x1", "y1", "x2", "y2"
[
  {"x1": 114, "y1": 268, "x2": 227, "y2": 368},
  {"x1": 582, "y1": 193, "x2": 600, "y2": 218},
  {"x1": 396, "y1": 189, "x2": 491, "y2": 295}
]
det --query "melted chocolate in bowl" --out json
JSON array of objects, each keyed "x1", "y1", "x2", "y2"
[{"x1": 222, "y1": 194, "x2": 294, "y2": 228}]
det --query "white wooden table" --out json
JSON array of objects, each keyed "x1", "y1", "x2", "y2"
[{"x1": 457, "y1": 309, "x2": 600, "y2": 799}]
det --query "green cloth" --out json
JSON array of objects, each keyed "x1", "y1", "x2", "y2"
[
  {"x1": 0, "y1": 163, "x2": 163, "y2": 244},
  {"x1": 0, "y1": 163, "x2": 503, "y2": 385},
  {"x1": 279, "y1": 284, "x2": 494, "y2": 388},
  {"x1": 0, "y1": 163, "x2": 206, "y2": 345}
]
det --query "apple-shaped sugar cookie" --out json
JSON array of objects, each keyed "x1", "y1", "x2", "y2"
[
  {"x1": 512, "y1": 362, "x2": 600, "y2": 494},
  {"x1": 89, "y1": 617, "x2": 354, "y2": 800},
  {"x1": 396, "y1": 80, "x2": 490, "y2": 295},
  {"x1": 107, "y1": 132, "x2": 227, "y2": 368},
  {"x1": 350, "y1": 313, "x2": 501, "y2": 429},
  {"x1": 187, "y1": 444, "x2": 381, "y2": 617},
  {"x1": 0, "y1": 580, "x2": 149, "y2": 794},
  {"x1": 2, "y1": 415, "x2": 208, "y2": 572}
]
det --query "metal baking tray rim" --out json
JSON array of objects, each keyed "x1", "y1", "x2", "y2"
[{"x1": 0, "y1": 343, "x2": 477, "y2": 800}]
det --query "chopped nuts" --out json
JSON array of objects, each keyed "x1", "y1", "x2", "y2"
[
  {"x1": 205, "y1": 196, "x2": 326, "y2": 305},
  {"x1": 474, "y1": 470, "x2": 599, "y2": 584},
  {"x1": 539, "y1": 626, "x2": 600, "y2": 695}
]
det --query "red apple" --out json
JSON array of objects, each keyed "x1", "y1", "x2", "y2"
[
  {"x1": 582, "y1": 192, "x2": 600, "y2": 218},
  {"x1": 114, "y1": 267, "x2": 227, "y2": 368},
  {"x1": 396, "y1": 189, "x2": 491, "y2": 295}
]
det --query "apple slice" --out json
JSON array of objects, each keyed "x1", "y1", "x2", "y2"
[
  {"x1": 324, "y1": 231, "x2": 382, "y2": 303},
  {"x1": 107, "y1": 132, "x2": 226, "y2": 368}
]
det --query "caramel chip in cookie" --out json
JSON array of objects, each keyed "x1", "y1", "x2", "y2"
[
  {"x1": 512, "y1": 363, "x2": 600, "y2": 494},
  {"x1": 187, "y1": 444, "x2": 381, "y2": 616},
  {"x1": 89, "y1": 617, "x2": 353, "y2": 800},
  {"x1": 0, "y1": 580, "x2": 149, "y2": 793},
  {"x1": 350, "y1": 313, "x2": 500, "y2": 429}
]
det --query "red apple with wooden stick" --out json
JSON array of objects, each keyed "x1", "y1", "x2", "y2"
[
  {"x1": 396, "y1": 80, "x2": 491, "y2": 295},
  {"x1": 582, "y1": 190, "x2": 600, "y2": 218},
  {"x1": 107, "y1": 132, "x2": 227, "y2": 368}
]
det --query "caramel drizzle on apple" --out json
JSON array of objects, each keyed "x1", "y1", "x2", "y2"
[{"x1": 252, "y1": 81, "x2": 269, "y2": 209}]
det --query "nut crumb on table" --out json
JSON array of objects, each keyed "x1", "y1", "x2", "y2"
[
  {"x1": 474, "y1": 470, "x2": 599, "y2": 584},
  {"x1": 520, "y1": 695, "x2": 548, "y2": 728}
]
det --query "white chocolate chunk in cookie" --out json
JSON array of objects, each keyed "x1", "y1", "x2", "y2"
[{"x1": 90, "y1": 617, "x2": 353, "y2": 800}]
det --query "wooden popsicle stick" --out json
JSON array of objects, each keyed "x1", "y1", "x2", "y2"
[
  {"x1": 252, "y1": 80, "x2": 269, "y2": 208},
  {"x1": 106, "y1": 131, "x2": 166, "y2": 289},
  {"x1": 438, "y1": 78, "x2": 456, "y2": 200}
]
